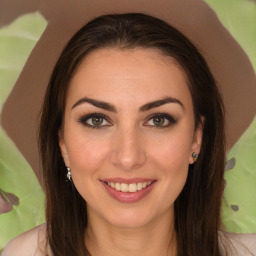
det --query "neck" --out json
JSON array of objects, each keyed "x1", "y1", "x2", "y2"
[{"x1": 85, "y1": 208, "x2": 177, "y2": 256}]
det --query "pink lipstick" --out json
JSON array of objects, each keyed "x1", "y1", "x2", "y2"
[{"x1": 100, "y1": 178, "x2": 156, "y2": 203}]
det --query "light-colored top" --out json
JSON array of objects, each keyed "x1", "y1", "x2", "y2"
[
  {"x1": 218, "y1": 231, "x2": 256, "y2": 256},
  {"x1": 2, "y1": 223, "x2": 256, "y2": 256},
  {"x1": 2, "y1": 224, "x2": 48, "y2": 256}
]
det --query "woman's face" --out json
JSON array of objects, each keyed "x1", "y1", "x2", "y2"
[{"x1": 59, "y1": 48, "x2": 203, "y2": 229}]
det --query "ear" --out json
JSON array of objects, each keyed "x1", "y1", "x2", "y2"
[
  {"x1": 58, "y1": 130, "x2": 71, "y2": 167},
  {"x1": 189, "y1": 117, "x2": 204, "y2": 164}
]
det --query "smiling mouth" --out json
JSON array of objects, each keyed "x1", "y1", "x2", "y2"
[{"x1": 103, "y1": 181, "x2": 153, "y2": 193}]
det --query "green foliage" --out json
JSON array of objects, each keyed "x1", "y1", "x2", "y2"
[
  {"x1": 0, "y1": 13, "x2": 47, "y2": 251},
  {"x1": 222, "y1": 117, "x2": 256, "y2": 232},
  {"x1": 206, "y1": 0, "x2": 256, "y2": 232}
]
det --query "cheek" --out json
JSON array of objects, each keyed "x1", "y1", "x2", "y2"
[
  {"x1": 148, "y1": 128, "x2": 192, "y2": 194},
  {"x1": 149, "y1": 128, "x2": 192, "y2": 169},
  {"x1": 152, "y1": 142, "x2": 190, "y2": 187},
  {"x1": 65, "y1": 132, "x2": 111, "y2": 177},
  {"x1": 65, "y1": 135, "x2": 111, "y2": 201},
  {"x1": 151, "y1": 143, "x2": 189, "y2": 208}
]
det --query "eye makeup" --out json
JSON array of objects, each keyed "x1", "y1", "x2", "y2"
[
  {"x1": 144, "y1": 113, "x2": 177, "y2": 128},
  {"x1": 78, "y1": 112, "x2": 111, "y2": 129},
  {"x1": 77, "y1": 112, "x2": 177, "y2": 130}
]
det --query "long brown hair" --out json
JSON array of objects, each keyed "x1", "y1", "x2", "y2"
[{"x1": 39, "y1": 13, "x2": 226, "y2": 256}]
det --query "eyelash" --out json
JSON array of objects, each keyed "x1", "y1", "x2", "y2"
[
  {"x1": 78, "y1": 113, "x2": 110, "y2": 129},
  {"x1": 78, "y1": 112, "x2": 177, "y2": 129},
  {"x1": 146, "y1": 113, "x2": 177, "y2": 128}
]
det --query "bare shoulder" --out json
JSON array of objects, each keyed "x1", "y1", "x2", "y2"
[
  {"x1": 2, "y1": 223, "x2": 48, "y2": 256},
  {"x1": 219, "y1": 231, "x2": 256, "y2": 256}
]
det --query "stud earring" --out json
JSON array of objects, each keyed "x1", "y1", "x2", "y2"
[
  {"x1": 192, "y1": 152, "x2": 198, "y2": 162},
  {"x1": 67, "y1": 167, "x2": 72, "y2": 181}
]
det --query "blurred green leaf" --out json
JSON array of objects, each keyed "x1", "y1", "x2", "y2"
[
  {"x1": 206, "y1": 0, "x2": 256, "y2": 233},
  {"x1": 0, "y1": 12, "x2": 47, "y2": 251}
]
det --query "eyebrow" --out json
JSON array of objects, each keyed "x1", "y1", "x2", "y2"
[
  {"x1": 71, "y1": 96, "x2": 184, "y2": 112},
  {"x1": 72, "y1": 97, "x2": 117, "y2": 112},
  {"x1": 140, "y1": 97, "x2": 184, "y2": 112}
]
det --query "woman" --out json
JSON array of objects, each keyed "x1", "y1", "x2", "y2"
[{"x1": 2, "y1": 13, "x2": 255, "y2": 256}]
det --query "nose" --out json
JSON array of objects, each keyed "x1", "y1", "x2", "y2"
[{"x1": 110, "y1": 126, "x2": 146, "y2": 171}]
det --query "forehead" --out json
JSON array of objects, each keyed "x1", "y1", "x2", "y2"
[
  {"x1": 76, "y1": 47, "x2": 184, "y2": 79},
  {"x1": 67, "y1": 48, "x2": 192, "y2": 110}
]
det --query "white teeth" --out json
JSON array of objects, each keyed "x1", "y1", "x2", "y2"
[
  {"x1": 120, "y1": 183, "x2": 129, "y2": 192},
  {"x1": 128, "y1": 183, "x2": 137, "y2": 192},
  {"x1": 115, "y1": 183, "x2": 121, "y2": 191},
  {"x1": 137, "y1": 183, "x2": 143, "y2": 191},
  {"x1": 105, "y1": 181, "x2": 153, "y2": 192}
]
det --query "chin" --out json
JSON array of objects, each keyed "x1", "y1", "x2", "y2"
[
  {"x1": 108, "y1": 216, "x2": 150, "y2": 229},
  {"x1": 103, "y1": 207, "x2": 158, "y2": 229}
]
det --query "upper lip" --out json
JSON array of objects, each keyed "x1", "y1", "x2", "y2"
[{"x1": 100, "y1": 178, "x2": 156, "y2": 183}]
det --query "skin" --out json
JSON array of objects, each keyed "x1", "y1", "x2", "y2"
[{"x1": 59, "y1": 48, "x2": 203, "y2": 256}]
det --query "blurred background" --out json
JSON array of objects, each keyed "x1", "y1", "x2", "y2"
[{"x1": 0, "y1": 0, "x2": 255, "y2": 252}]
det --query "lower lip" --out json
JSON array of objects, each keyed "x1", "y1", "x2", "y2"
[{"x1": 101, "y1": 181, "x2": 156, "y2": 203}]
